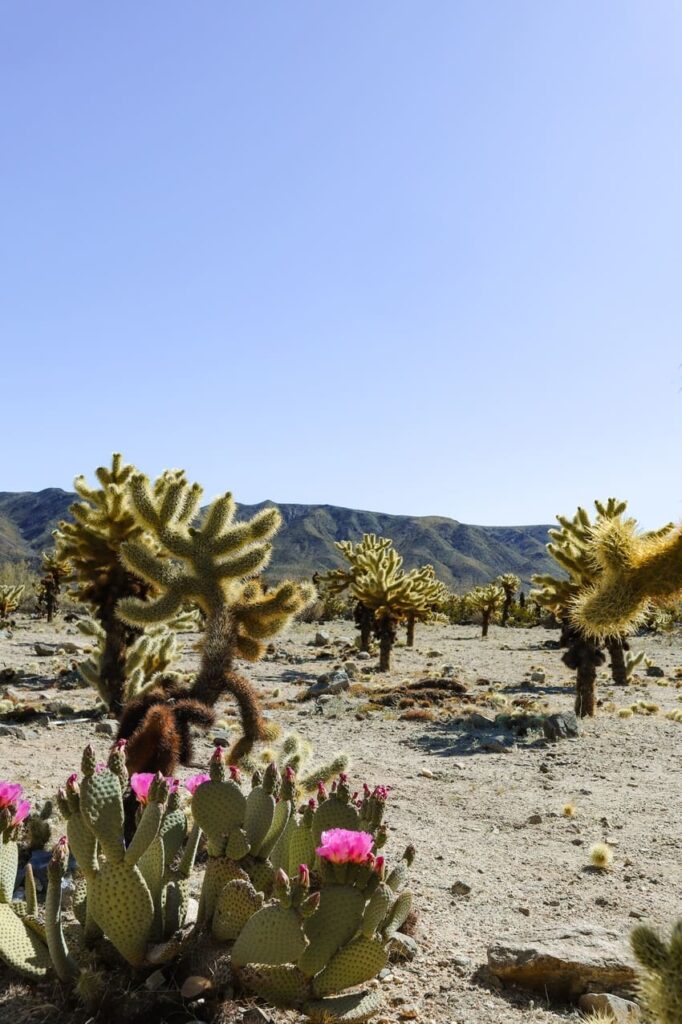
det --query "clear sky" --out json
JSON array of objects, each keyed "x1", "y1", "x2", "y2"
[{"x1": 1, "y1": 3, "x2": 680, "y2": 528}]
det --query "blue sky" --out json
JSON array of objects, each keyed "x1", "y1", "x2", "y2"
[{"x1": 1, "y1": 3, "x2": 680, "y2": 527}]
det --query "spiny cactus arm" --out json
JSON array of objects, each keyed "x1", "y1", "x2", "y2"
[
  {"x1": 45, "y1": 839, "x2": 80, "y2": 981},
  {"x1": 572, "y1": 519, "x2": 682, "y2": 639},
  {"x1": 177, "y1": 821, "x2": 202, "y2": 879}
]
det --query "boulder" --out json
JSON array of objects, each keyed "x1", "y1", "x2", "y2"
[
  {"x1": 578, "y1": 993, "x2": 641, "y2": 1022},
  {"x1": 306, "y1": 670, "x2": 350, "y2": 698},
  {"x1": 543, "y1": 711, "x2": 580, "y2": 741},
  {"x1": 487, "y1": 922, "x2": 638, "y2": 998}
]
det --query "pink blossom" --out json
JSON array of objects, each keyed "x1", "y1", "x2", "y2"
[
  {"x1": 66, "y1": 773, "x2": 78, "y2": 790},
  {"x1": 12, "y1": 800, "x2": 31, "y2": 826},
  {"x1": 130, "y1": 773, "x2": 156, "y2": 804},
  {"x1": 228, "y1": 765, "x2": 241, "y2": 783},
  {"x1": 372, "y1": 785, "x2": 390, "y2": 801},
  {"x1": 0, "y1": 782, "x2": 23, "y2": 809},
  {"x1": 185, "y1": 773, "x2": 210, "y2": 795},
  {"x1": 316, "y1": 828, "x2": 374, "y2": 865}
]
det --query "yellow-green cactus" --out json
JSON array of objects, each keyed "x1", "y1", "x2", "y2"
[
  {"x1": 0, "y1": 585, "x2": 24, "y2": 620},
  {"x1": 468, "y1": 583, "x2": 504, "y2": 638},
  {"x1": 36, "y1": 550, "x2": 71, "y2": 623},
  {"x1": 631, "y1": 920, "x2": 682, "y2": 1024},
  {"x1": 117, "y1": 473, "x2": 314, "y2": 758},
  {"x1": 496, "y1": 573, "x2": 521, "y2": 627}
]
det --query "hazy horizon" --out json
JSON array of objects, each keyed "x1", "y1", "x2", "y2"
[{"x1": 2, "y1": 4, "x2": 681, "y2": 530}]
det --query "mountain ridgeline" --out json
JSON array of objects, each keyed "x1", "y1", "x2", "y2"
[{"x1": 0, "y1": 488, "x2": 554, "y2": 590}]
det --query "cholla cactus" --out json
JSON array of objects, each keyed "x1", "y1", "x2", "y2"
[
  {"x1": 54, "y1": 454, "x2": 182, "y2": 713},
  {"x1": 323, "y1": 536, "x2": 441, "y2": 671},
  {"x1": 36, "y1": 551, "x2": 71, "y2": 623},
  {"x1": 318, "y1": 536, "x2": 393, "y2": 652},
  {"x1": 468, "y1": 583, "x2": 504, "y2": 638},
  {"x1": 241, "y1": 732, "x2": 349, "y2": 795},
  {"x1": 404, "y1": 566, "x2": 449, "y2": 647},
  {"x1": 0, "y1": 585, "x2": 24, "y2": 620},
  {"x1": 631, "y1": 920, "x2": 682, "y2": 1024},
  {"x1": 0, "y1": 782, "x2": 49, "y2": 978},
  {"x1": 496, "y1": 573, "x2": 520, "y2": 627},
  {"x1": 116, "y1": 473, "x2": 315, "y2": 761},
  {"x1": 571, "y1": 513, "x2": 682, "y2": 640},
  {"x1": 531, "y1": 500, "x2": 661, "y2": 715}
]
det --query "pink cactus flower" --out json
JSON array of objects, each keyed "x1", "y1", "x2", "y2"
[
  {"x1": 94, "y1": 762, "x2": 107, "y2": 773},
  {"x1": 0, "y1": 782, "x2": 23, "y2": 809},
  {"x1": 12, "y1": 800, "x2": 31, "y2": 826},
  {"x1": 316, "y1": 828, "x2": 374, "y2": 865},
  {"x1": 372, "y1": 785, "x2": 390, "y2": 801},
  {"x1": 185, "y1": 773, "x2": 210, "y2": 795},
  {"x1": 130, "y1": 773, "x2": 156, "y2": 804},
  {"x1": 339, "y1": 772, "x2": 348, "y2": 783}
]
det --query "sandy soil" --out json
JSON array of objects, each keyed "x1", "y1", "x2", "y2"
[{"x1": 1, "y1": 615, "x2": 681, "y2": 1024}]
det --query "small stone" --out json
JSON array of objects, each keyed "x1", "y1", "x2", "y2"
[
  {"x1": 95, "y1": 720, "x2": 117, "y2": 737},
  {"x1": 517, "y1": 907, "x2": 531, "y2": 916},
  {"x1": 543, "y1": 711, "x2": 580, "y2": 741},
  {"x1": 357, "y1": 651, "x2": 371, "y2": 660},
  {"x1": 145, "y1": 968, "x2": 166, "y2": 991},
  {"x1": 213, "y1": 734, "x2": 229, "y2": 747},
  {"x1": 181, "y1": 975, "x2": 213, "y2": 999},
  {"x1": 578, "y1": 992, "x2": 641, "y2": 1022},
  {"x1": 418, "y1": 769, "x2": 434, "y2": 779},
  {"x1": 530, "y1": 670, "x2": 546, "y2": 683},
  {"x1": 645, "y1": 665, "x2": 664, "y2": 677},
  {"x1": 527, "y1": 813, "x2": 543, "y2": 825},
  {"x1": 314, "y1": 631, "x2": 331, "y2": 647},
  {"x1": 388, "y1": 933, "x2": 419, "y2": 961},
  {"x1": 450, "y1": 880, "x2": 472, "y2": 896},
  {"x1": 397, "y1": 1006, "x2": 419, "y2": 1020},
  {"x1": 34, "y1": 643, "x2": 56, "y2": 657}
]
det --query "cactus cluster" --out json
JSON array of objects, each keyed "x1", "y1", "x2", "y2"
[
  {"x1": 191, "y1": 749, "x2": 412, "y2": 1020},
  {"x1": 319, "y1": 534, "x2": 446, "y2": 670},
  {"x1": 0, "y1": 744, "x2": 413, "y2": 1024},
  {"x1": 0, "y1": 584, "x2": 24, "y2": 620}
]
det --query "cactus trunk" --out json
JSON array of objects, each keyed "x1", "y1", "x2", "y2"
[
  {"x1": 405, "y1": 612, "x2": 415, "y2": 647},
  {"x1": 481, "y1": 609, "x2": 491, "y2": 638},
  {"x1": 355, "y1": 603, "x2": 373, "y2": 653},
  {"x1": 377, "y1": 617, "x2": 395, "y2": 672},
  {"x1": 501, "y1": 595, "x2": 511, "y2": 626},
  {"x1": 606, "y1": 637, "x2": 628, "y2": 686}
]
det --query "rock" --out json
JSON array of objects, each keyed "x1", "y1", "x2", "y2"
[
  {"x1": 344, "y1": 661, "x2": 360, "y2": 680},
  {"x1": 95, "y1": 720, "x2": 118, "y2": 737},
  {"x1": 418, "y1": 769, "x2": 434, "y2": 779},
  {"x1": 543, "y1": 711, "x2": 580, "y2": 741},
  {"x1": 450, "y1": 880, "x2": 472, "y2": 896},
  {"x1": 357, "y1": 651, "x2": 371, "y2": 660},
  {"x1": 527, "y1": 813, "x2": 543, "y2": 825},
  {"x1": 34, "y1": 643, "x2": 56, "y2": 657},
  {"x1": 531, "y1": 670, "x2": 546, "y2": 683},
  {"x1": 57, "y1": 642, "x2": 80, "y2": 654},
  {"x1": 337, "y1": 636, "x2": 353, "y2": 646},
  {"x1": 314, "y1": 631, "x2": 331, "y2": 647},
  {"x1": 306, "y1": 670, "x2": 350, "y2": 698},
  {"x1": 145, "y1": 968, "x2": 166, "y2": 992},
  {"x1": 578, "y1": 993, "x2": 641, "y2": 1021},
  {"x1": 181, "y1": 975, "x2": 213, "y2": 999},
  {"x1": 0, "y1": 724, "x2": 27, "y2": 739},
  {"x1": 481, "y1": 736, "x2": 513, "y2": 753},
  {"x1": 645, "y1": 665, "x2": 664, "y2": 677},
  {"x1": 388, "y1": 933, "x2": 419, "y2": 961},
  {"x1": 213, "y1": 734, "x2": 229, "y2": 747},
  {"x1": 465, "y1": 712, "x2": 497, "y2": 731},
  {"x1": 441, "y1": 665, "x2": 455, "y2": 677},
  {"x1": 487, "y1": 922, "x2": 638, "y2": 998}
]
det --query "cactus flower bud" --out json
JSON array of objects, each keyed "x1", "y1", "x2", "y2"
[
  {"x1": 300, "y1": 890, "x2": 321, "y2": 917},
  {"x1": 50, "y1": 835, "x2": 70, "y2": 874},
  {"x1": 374, "y1": 855, "x2": 385, "y2": 877},
  {"x1": 66, "y1": 773, "x2": 79, "y2": 792},
  {"x1": 228, "y1": 764, "x2": 242, "y2": 783},
  {"x1": 317, "y1": 782, "x2": 328, "y2": 801},
  {"x1": 298, "y1": 863, "x2": 310, "y2": 888},
  {"x1": 81, "y1": 744, "x2": 97, "y2": 777},
  {"x1": 374, "y1": 825, "x2": 388, "y2": 850}
]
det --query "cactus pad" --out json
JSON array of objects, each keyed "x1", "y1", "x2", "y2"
[
  {"x1": 213, "y1": 879, "x2": 264, "y2": 941},
  {"x1": 312, "y1": 798, "x2": 360, "y2": 845},
  {"x1": 191, "y1": 778, "x2": 246, "y2": 843},
  {"x1": 312, "y1": 936, "x2": 388, "y2": 997},
  {"x1": 200, "y1": 858, "x2": 249, "y2": 922},
  {"x1": 361, "y1": 883, "x2": 393, "y2": 937},
  {"x1": 224, "y1": 827, "x2": 250, "y2": 860},
  {"x1": 299, "y1": 885, "x2": 365, "y2": 977},
  {"x1": 232, "y1": 904, "x2": 307, "y2": 967},
  {"x1": 0, "y1": 903, "x2": 50, "y2": 977},
  {"x1": 80, "y1": 770, "x2": 125, "y2": 861},
  {"x1": 381, "y1": 890, "x2": 412, "y2": 939},
  {"x1": 239, "y1": 963, "x2": 310, "y2": 1007},
  {"x1": 244, "y1": 786, "x2": 275, "y2": 855},
  {"x1": 305, "y1": 989, "x2": 384, "y2": 1023},
  {"x1": 89, "y1": 861, "x2": 154, "y2": 965},
  {"x1": 0, "y1": 840, "x2": 18, "y2": 903},
  {"x1": 259, "y1": 798, "x2": 291, "y2": 859}
]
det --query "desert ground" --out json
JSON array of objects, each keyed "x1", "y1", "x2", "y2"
[{"x1": 0, "y1": 615, "x2": 681, "y2": 1024}]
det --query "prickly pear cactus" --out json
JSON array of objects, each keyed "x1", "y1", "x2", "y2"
[
  {"x1": 0, "y1": 784, "x2": 50, "y2": 977},
  {"x1": 226, "y1": 771, "x2": 414, "y2": 1023}
]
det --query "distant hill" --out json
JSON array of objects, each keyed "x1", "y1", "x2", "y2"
[{"x1": 0, "y1": 488, "x2": 554, "y2": 590}]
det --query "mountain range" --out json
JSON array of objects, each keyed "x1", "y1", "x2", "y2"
[{"x1": 0, "y1": 488, "x2": 554, "y2": 590}]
